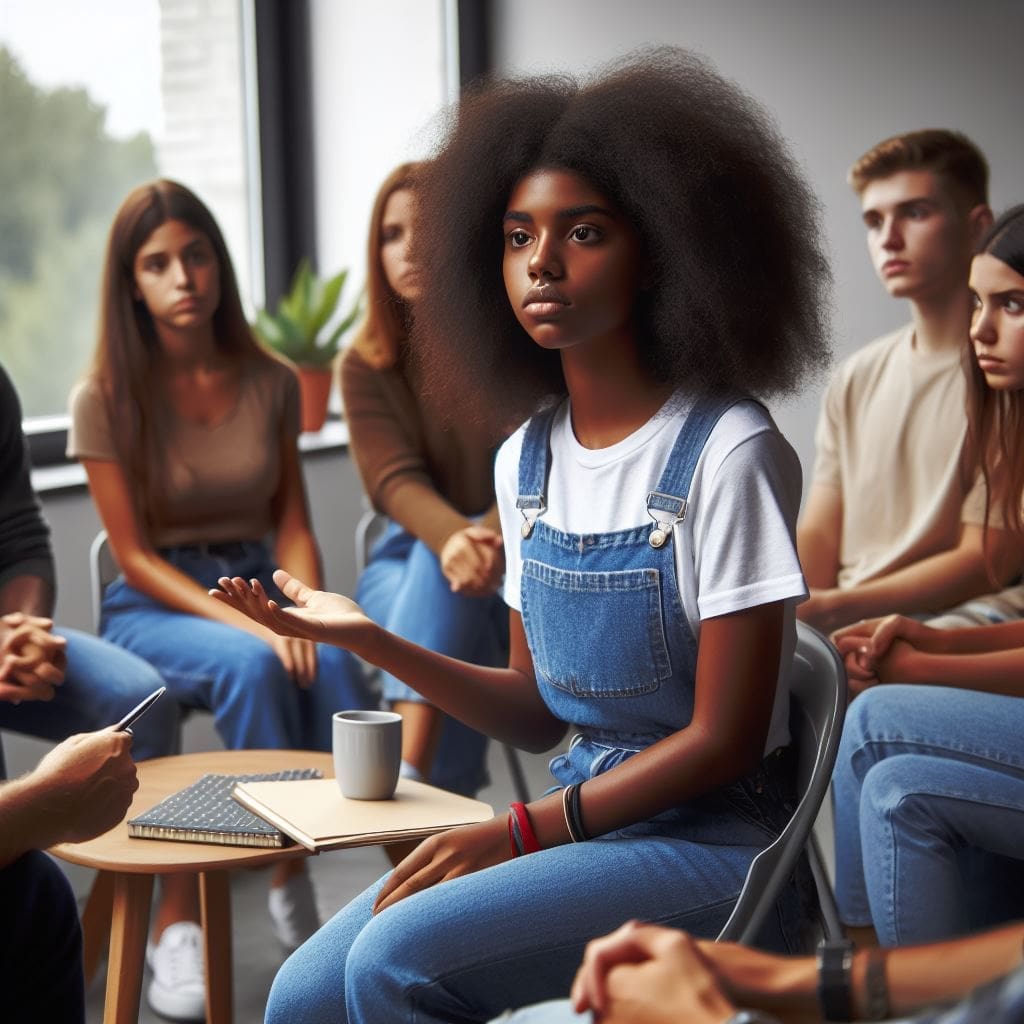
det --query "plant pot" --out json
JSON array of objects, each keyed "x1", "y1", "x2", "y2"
[{"x1": 296, "y1": 365, "x2": 333, "y2": 433}]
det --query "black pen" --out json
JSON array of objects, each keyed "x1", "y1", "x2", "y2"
[{"x1": 114, "y1": 685, "x2": 167, "y2": 733}]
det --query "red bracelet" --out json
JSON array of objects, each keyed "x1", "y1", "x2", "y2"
[
  {"x1": 507, "y1": 809, "x2": 520, "y2": 858},
  {"x1": 509, "y1": 801, "x2": 542, "y2": 854}
]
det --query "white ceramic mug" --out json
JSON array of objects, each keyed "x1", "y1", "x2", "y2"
[{"x1": 331, "y1": 710, "x2": 403, "y2": 800}]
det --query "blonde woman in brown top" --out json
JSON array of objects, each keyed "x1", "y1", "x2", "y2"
[
  {"x1": 342, "y1": 163, "x2": 507, "y2": 807},
  {"x1": 68, "y1": 180, "x2": 374, "y2": 1019}
]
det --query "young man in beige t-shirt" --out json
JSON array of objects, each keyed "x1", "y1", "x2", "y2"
[{"x1": 798, "y1": 130, "x2": 1022, "y2": 633}]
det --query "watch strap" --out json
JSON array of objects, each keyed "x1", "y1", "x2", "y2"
[{"x1": 817, "y1": 938, "x2": 854, "y2": 1021}]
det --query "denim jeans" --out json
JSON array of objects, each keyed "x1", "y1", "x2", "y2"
[
  {"x1": 357, "y1": 522, "x2": 506, "y2": 796},
  {"x1": 0, "y1": 627, "x2": 178, "y2": 766},
  {"x1": 100, "y1": 540, "x2": 374, "y2": 751},
  {"x1": 833, "y1": 684, "x2": 1024, "y2": 945},
  {"x1": 266, "y1": 822, "x2": 784, "y2": 1024}
]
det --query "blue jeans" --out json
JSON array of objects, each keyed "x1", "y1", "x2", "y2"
[
  {"x1": 833, "y1": 685, "x2": 1024, "y2": 945},
  {"x1": 0, "y1": 627, "x2": 177, "y2": 766},
  {"x1": 357, "y1": 523, "x2": 506, "y2": 795},
  {"x1": 100, "y1": 541, "x2": 374, "y2": 752},
  {"x1": 265, "y1": 816, "x2": 784, "y2": 1024}
]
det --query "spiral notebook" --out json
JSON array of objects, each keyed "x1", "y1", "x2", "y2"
[{"x1": 127, "y1": 768, "x2": 322, "y2": 848}]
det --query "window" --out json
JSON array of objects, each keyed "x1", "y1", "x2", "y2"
[{"x1": 0, "y1": 0, "x2": 257, "y2": 426}]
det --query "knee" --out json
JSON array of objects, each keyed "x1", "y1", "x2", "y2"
[
  {"x1": 861, "y1": 757, "x2": 940, "y2": 837},
  {"x1": 345, "y1": 908, "x2": 430, "y2": 1010},
  {"x1": 265, "y1": 949, "x2": 322, "y2": 1023}
]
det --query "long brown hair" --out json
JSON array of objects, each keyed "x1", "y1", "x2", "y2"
[
  {"x1": 966, "y1": 205, "x2": 1024, "y2": 539},
  {"x1": 350, "y1": 162, "x2": 424, "y2": 370},
  {"x1": 91, "y1": 178, "x2": 272, "y2": 539}
]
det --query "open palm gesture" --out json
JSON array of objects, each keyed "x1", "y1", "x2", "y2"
[{"x1": 212, "y1": 569, "x2": 371, "y2": 648}]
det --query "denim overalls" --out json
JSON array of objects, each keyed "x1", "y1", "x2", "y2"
[
  {"x1": 264, "y1": 397, "x2": 803, "y2": 1024},
  {"x1": 517, "y1": 396, "x2": 796, "y2": 845}
]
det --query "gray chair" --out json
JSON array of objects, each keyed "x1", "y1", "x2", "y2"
[
  {"x1": 89, "y1": 528, "x2": 119, "y2": 632},
  {"x1": 716, "y1": 620, "x2": 847, "y2": 945},
  {"x1": 355, "y1": 504, "x2": 532, "y2": 804}
]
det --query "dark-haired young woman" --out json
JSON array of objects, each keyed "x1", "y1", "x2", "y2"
[
  {"x1": 67, "y1": 180, "x2": 373, "y2": 1019},
  {"x1": 216, "y1": 48, "x2": 830, "y2": 1023},
  {"x1": 831, "y1": 205, "x2": 1024, "y2": 948},
  {"x1": 342, "y1": 162, "x2": 506, "y2": 810}
]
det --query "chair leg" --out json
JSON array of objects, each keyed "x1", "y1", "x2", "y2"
[
  {"x1": 81, "y1": 869, "x2": 115, "y2": 985},
  {"x1": 502, "y1": 743, "x2": 531, "y2": 803},
  {"x1": 807, "y1": 831, "x2": 845, "y2": 942}
]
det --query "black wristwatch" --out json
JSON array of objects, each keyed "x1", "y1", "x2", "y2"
[{"x1": 817, "y1": 938, "x2": 855, "y2": 1021}]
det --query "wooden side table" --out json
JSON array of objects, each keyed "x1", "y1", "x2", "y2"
[{"x1": 50, "y1": 749, "x2": 334, "y2": 1024}]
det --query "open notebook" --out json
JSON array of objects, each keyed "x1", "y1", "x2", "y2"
[{"x1": 231, "y1": 776, "x2": 493, "y2": 852}]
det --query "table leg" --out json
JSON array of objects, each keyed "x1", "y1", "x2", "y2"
[
  {"x1": 81, "y1": 869, "x2": 115, "y2": 984},
  {"x1": 200, "y1": 870, "x2": 233, "y2": 1023},
  {"x1": 104, "y1": 872, "x2": 154, "y2": 1024}
]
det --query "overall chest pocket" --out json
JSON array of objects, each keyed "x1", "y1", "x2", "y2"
[{"x1": 521, "y1": 560, "x2": 673, "y2": 697}]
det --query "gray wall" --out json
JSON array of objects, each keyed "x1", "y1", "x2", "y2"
[{"x1": 490, "y1": 0, "x2": 1024, "y2": 475}]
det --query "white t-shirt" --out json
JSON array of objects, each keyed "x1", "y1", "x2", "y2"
[{"x1": 495, "y1": 390, "x2": 807, "y2": 754}]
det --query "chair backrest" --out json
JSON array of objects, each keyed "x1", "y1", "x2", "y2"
[
  {"x1": 89, "y1": 529, "x2": 120, "y2": 633},
  {"x1": 715, "y1": 620, "x2": 846, "y2": 945},
  {"x1": 354, "y1": 503, "x2": 387, "y2": 577}
]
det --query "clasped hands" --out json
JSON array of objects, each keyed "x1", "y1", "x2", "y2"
[
  {"x1": 440, "y1": 525, "x2": 504, "y2": 597},
  {"x1": 831, "y1": 613, "x2": 932, "y2": 697},
  {"x1": 0, "y1": 611, "x2": 67, "y2": 704}
]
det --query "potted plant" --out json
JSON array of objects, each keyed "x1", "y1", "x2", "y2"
[{"x1": 254, "y1": 259, "x2": 363, "y2": 432}]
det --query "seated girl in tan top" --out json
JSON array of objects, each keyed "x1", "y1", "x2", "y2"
[{"x1": 67, "y1": 179, "x2": 374, "y2": 1018}]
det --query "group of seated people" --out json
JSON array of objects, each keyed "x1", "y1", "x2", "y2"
[{"x1": 1, "y1": 47, "x2": 1023, "y2": 1024}]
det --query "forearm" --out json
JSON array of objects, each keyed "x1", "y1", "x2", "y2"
[
  {"x1": 377, "y1": 475, "x2": 472, "y2": 555},
  {"x1": 796, "y1": 527, "x2": 839, "y2": 590},
  {"x1": 898, "y1": 647, "x2": 1024, "y2": 696},
  {"x1": 525, "y1": 721, "x2": 770, "y2": 851},
  {"x1": 926, "y1": 618, "x2": 1024, "y2": 654},
  {"x1": 274, "y1": 529, "x2": 324, "y2": 590},
  {"x1": 0, "y1": 574, "x2": 55, "y2": 618},
  {"x1": 823, "y1": 549, "x2": 1002, "y2": 629},
  {"x1": 348, "y1": 622, "x2": 565, "y2": 752},
  {"x1": 123, "y1": 550, "x2": 268, "y2": 638},
  {"x1": 876, "y1": 923, "x2": 1024, "y2": 1018},
  {"x1": 0, "y1": 777, "x2": 49, "y2": 866}
]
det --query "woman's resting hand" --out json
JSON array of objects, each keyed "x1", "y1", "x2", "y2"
[{"x1": 372, "y1": 815, "x2": 512, "y2": 914}]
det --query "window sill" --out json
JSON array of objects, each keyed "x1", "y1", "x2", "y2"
[{"x1": 31, "y1": 419, "x2": 350, "y2": 495}]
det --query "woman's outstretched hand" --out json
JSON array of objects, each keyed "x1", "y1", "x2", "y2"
[{"x1": 211, "y1": 570, "x2": 373, "y2": 650}]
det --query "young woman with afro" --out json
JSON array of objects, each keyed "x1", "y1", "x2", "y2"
[{"x1": 216, "y1": 46, "x2": 831, "y2": 1023}]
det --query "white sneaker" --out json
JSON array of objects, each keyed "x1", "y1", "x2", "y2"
[
  {"x1": 267, "y1": 870, "x2": 320, "y2": 953},
  {"x1": 146, "y1": 921, "x2": 206, "y2": 1021}
]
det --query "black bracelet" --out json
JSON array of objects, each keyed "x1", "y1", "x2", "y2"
[
  {"x1": 568, "y1": 780, "x2": 589, "y2": 841},
  {"x1": 817, "y1": 939, "x2": 854, "y2": 1022},
  {"x1": 863, "y1": 949, "x2": 889, "y2": 1021},
  {"x1": 561, "y1": 785, "x2": 583, "y2": 843}
]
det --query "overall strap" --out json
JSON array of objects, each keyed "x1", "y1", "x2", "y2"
[
  {"x1": 645, "y1": 394, "x2": 745, "y2": 548},
  {"x1": 515, "y1": 403, "x2": 560, "y2": 538}
]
